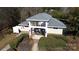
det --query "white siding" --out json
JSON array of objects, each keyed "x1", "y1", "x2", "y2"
[
  {"x1": 13, "y1": 26, "x2": 29, "y2": 33},
  {"x1": 19, "y1": 26, "x2": 29, "y2": 32},
  {"x1": 13, "y1": 26, "x2": 21, "y2": 33},
  {"x1": 48, "y1": 28, "x2": 63, "y2": 35},
  {"x1": 13, "y1": 26, "x2": 63, "y2": 35}
]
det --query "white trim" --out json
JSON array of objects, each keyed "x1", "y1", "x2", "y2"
[
  {"x1": 27, "y1": 19, "x2": 49, "y2": 22},
  {"x1": 29, "y1": 22, "x2": 31, "y2": 37},
  {"x1": 31, "y1": 26, "x2": 46, "y2": 29},
  {"x1": 45, "y1": 22, "x2": 48, "y2": 37}
]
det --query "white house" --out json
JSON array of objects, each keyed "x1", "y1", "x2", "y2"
[{"x1": 13, "y1": 13, "x2": 66, "y2": 37}]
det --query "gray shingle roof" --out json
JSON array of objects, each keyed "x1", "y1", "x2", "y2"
[
  {"x1": 18, "y1": 21, "x2": 28, "y2": 26},
  {"x1": 27, "y1": 13, "x2": 52, "y2": 21},
  {"x1": 48, "y1": 18, "x2": 66, "y2": 28},
  {"x1": 18, "y1": 13, "x2": 66, "y2": 28}
]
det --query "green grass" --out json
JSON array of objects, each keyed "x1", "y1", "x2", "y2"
[
  {"x1": 39, "y1": 34, "x2": 67, "y2": 50},
  {"x1": 9, "y1": 33, "x2": 28, "y2": 50}
]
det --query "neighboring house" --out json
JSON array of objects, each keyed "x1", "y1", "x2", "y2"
[{"x1": 13, "y1": 13, "x2": 66, "y2": 37}]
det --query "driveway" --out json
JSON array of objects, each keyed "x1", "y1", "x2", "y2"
[{"x1": 31, "y1": 35, "x2": 43, "y2": 51}]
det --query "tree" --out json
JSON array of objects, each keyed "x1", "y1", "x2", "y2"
[{"x1": 67, "y1": 8, "x2": 79, "y2": 36}]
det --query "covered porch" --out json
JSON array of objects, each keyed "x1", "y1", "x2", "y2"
[{"x1": 28, "y1": 21, "x2": 48, "y2": 38}]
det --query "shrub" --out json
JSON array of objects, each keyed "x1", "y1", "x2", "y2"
[
  {"x1": 9, "y1": 33, "x2": 28, "y2": 50},
  {"x1": 39, "y1": 34, "x2": 67, "y2": 50}
]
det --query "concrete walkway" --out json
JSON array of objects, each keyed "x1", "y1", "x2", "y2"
[{"x1": 31, "y1": 35, "x2": 43, "y2": 51}]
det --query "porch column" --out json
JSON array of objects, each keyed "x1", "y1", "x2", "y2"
[
  {"x1": 45, "y1": 22, "x2": 48, "y2": 37},
  {"x1": 29, "y1": 21, "x2": 31, "y2": 38}
]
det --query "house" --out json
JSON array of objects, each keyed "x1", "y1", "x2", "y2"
[{"x1": 13, "y1": 13, "x2": 66, "y2": 37}]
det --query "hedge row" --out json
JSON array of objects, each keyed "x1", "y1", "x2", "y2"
[
  {"x1": 9, "y1": 33, "x2": 28, "y2": 50},
  {"x1": 39, "y1": 34, "x2": 67, "y2": 50}
]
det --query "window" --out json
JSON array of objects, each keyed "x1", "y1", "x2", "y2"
[
  {"x1": 31, "y1": 21, "x2": 46, "y2": 27},
  {"x1": 25, "y1": 26, "x2": 28, "y2": 27},
  {"x1": 53, "y1": 27, "x2": 58, "y2": 29}
]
